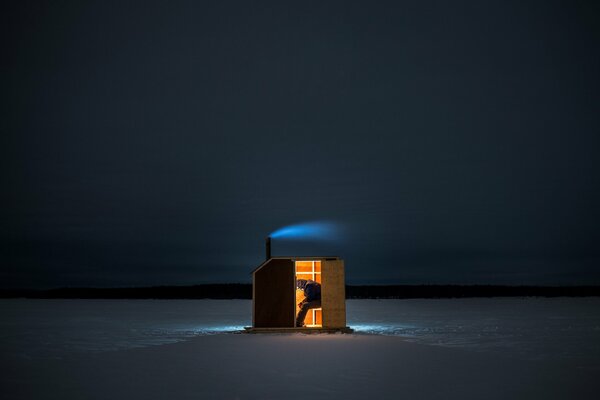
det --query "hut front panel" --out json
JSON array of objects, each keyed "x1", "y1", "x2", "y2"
[
  {"x1": 321, "y1": 259, "x2": 346, "y2": 328},
  {"x1": 254, "y1": 259, "x2": 295, "y2": 327}
]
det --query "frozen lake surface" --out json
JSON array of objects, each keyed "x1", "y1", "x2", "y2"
[{"x1": 1, "y1": 298, "x2": 599, "y2": 366}]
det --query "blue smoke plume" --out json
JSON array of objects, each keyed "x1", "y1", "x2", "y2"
[{"x1": 270, "y1": 221, "x2": 340, "y2": 241}]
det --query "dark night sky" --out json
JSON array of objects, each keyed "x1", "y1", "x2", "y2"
[{"x1": 2, "y1": 0, "x2": 599, "y2": 288}]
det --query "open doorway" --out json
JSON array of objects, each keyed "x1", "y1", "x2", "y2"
[{"x1": 295, "y1": 260, "x2": 322, "y2": 327}]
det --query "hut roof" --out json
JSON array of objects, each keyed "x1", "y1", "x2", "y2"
[{"x1": 251, "y1": 256, "x2": 341, "y2": 275}]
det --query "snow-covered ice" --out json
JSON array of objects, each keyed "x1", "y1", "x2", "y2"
[
  {"x1": 0, "y1": 299, "x2": 251, "y2": 358},
  {"x1": 349, "y1": 298, "x2": 600, "y2": 363},
  {"x1": 1, "y1": 298, "x2": 599, "y2": 399}
]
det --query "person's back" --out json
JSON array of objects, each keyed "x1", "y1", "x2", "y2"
[{"x1": 304, "y1": 280, "x2": 321, "y2": 302}]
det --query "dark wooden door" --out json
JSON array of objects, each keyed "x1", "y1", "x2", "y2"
[{"x1": 253, "y1": 259, "x2": 295, "y2": 327}]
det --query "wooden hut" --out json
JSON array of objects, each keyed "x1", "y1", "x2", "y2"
[{"x1": 249, "y1": 255, "x2": 349, "y2": 332}]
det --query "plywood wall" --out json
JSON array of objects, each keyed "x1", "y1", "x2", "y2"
[{"x1": 321, "y1": 260, "x2": 346, "y2": 328}]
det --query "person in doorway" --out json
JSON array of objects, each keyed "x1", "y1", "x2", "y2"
[{"x1": 296, "y1": 279, "x2": 321, "y2": 327}]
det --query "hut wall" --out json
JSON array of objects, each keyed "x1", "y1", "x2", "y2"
[
  {"x1": 321, "y1": 259, "x2": 346, "y2": 328},
  {"x1": 253, "y1": 259, "x2": 295, "y2": 327}
]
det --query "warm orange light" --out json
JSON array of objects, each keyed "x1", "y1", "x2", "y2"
[{"x1": 295, "y1": 260, "x2": 322, "y2": 327}]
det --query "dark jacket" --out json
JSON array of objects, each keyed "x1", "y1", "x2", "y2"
[{"x1": 297, "y1": 279, "x2": 321, "y2": 302}]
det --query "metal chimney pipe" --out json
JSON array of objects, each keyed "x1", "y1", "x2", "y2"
[{"x1": 265, "y1": 236, "x2": 271, "y2": 260}]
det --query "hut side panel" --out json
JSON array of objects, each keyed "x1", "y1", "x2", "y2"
[
  {"x1": 321, "y1": 259, "x2": 346, "y2": 328},
  {"x1": 253, "y1": 259, "x2": 295, "y2": 328}
]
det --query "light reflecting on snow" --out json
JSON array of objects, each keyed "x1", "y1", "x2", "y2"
[
  {"x1": 192, "y1": 325, "x2": 246, "y2": 335},
  {"x1": 2, "y1": 298, "x2": 600, "y2": 365},
  {"x1": 351, "y1": 324, "x2": 417, "y2": 336}
]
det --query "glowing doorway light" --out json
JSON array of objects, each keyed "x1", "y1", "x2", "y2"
[{"x1": 270, "y1": 221, "x2": 340, "y2": 241}]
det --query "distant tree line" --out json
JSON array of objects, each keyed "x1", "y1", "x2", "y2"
[
  {"x1": 345, "y1": 285, "x2": 600, "y2": 298},
  {"x1": 1, "y1": 284, "x2": 599, "y2": 299},
  {"x1": 0, "y1": 284, "x2": 251, "y2": 299}
]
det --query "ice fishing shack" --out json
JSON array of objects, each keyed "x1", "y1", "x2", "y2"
[{"x1": 248, "y1": 237, "x2": 350, "y2": 332}]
